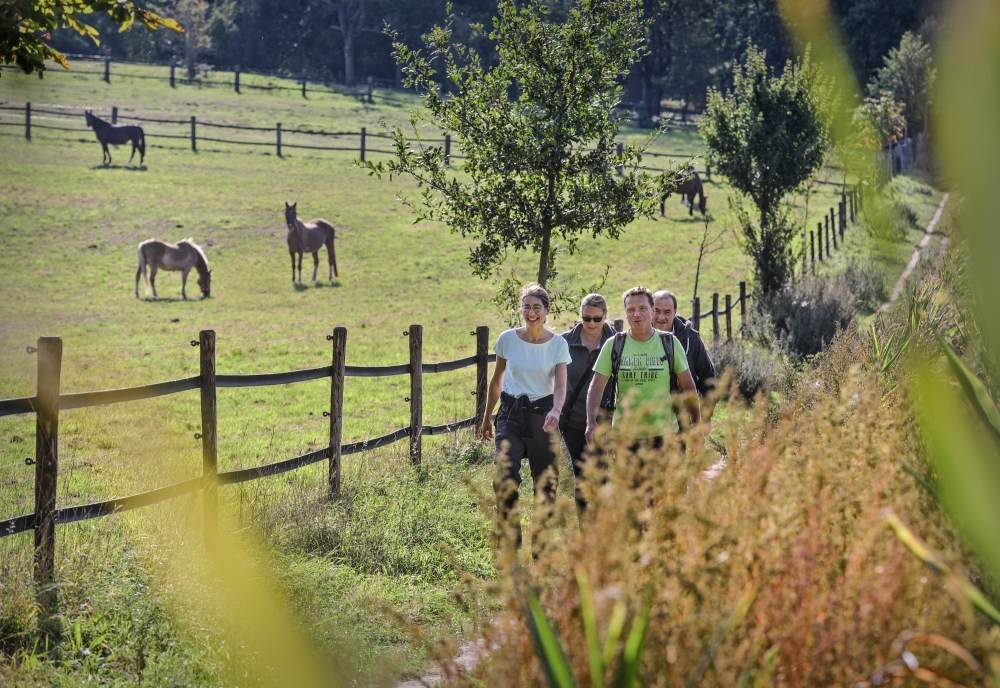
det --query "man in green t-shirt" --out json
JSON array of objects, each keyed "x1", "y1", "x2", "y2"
[{"x1": 585, "y1": 286, "x2": 701, "y2": 445}]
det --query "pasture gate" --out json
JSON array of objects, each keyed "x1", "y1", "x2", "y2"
[{"x1": 0, "y1": 325, "x2": 494, "y2": 611}]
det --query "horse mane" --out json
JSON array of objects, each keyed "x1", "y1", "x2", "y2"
[{"x1": 180, "y1": 238, "x2": 210, "y2": 271}]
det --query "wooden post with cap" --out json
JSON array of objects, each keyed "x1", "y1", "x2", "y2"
[
  {"x1": 199, "y1": 330, "x2": 218, "y2": 544},
  {"x1": 725, "y1": 294, "x2": 732, "y2": 341},
  {"x1": 33, "y1": 336, "x2": 61, "y2": 616},
  {"x1": 408, "y1": 325, "x2": 423, "y2": 466},
  {"x1": 328, "y1": 327, "x2": 346, "y2": 499},
  {"x1": 712, "y1": 293, "x2": 720, "y2": 343},
  {"x1": 739, "y1": 282, "x2": 747, "y2": 334},
  {"x1": 475, "y1": 327, "x2": 489, "y2": 428}
]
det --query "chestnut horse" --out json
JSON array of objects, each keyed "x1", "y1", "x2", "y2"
[
  {"x1": 135, "y1": 239, "x2": 211, "y2": 299},
  {"x1": 661, "y1": 166, "x2": 707, "y2": 216},
  {"x1": 284, "y1": 202, "x2": 338, "y2": 284}
]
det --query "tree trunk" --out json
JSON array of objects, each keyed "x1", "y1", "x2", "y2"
[
  {"x1": 339, "y1": 6, "x2": 356, "y2": 85},
  {"x1": 537, "y1": 223, "x2": 551, "y2": 288}
]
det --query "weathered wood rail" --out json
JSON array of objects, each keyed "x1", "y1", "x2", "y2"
[{"x1": 0, "y1": 325, "x2": 494, "y2": 609}]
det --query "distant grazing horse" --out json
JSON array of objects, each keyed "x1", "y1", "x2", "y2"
[
  {"x1": 135, "y1": 239, "x2": 211, "y2": 300},
  {"x1": 85, "y1": 111, "x2": 145, "y2": 165},
  {"x1": 661, "y1": 166, "x2": 707, "y2": 216},
  {"x1": 284, "y1": 202, "x2": 339, "y2": 284}
]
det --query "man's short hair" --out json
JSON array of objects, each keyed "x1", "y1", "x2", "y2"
[
  {"x1": 653, "y1": 290, "x2": 678, "y2": 310},
  {"x1": 622, "y1": 286, "x2": 654, "y2": 308}
]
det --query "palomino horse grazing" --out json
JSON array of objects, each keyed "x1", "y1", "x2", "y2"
[
  {"x1": 284, "y1": 202, "x2": 338, "y2": 284},
  {"x1": 135, "y1": 239, "x2": 212, "y2": 300},
  {"x1": 661, "y1": 166, "x2": 707, "y2": 216},
  {"x1": 85, "y1": 112, "x2": 146, "y2": 165}
]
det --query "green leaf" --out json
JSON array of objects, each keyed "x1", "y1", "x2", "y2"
[
  {"x1": 615, "y1": 593, "x2": 651, "y2": 688},
  {"x1": 936, "y1": 331, "x2": 1000, "y2": 448},
  {"x1": 575, "y1": 568, "x2": 604, "y2": 688},
  {"x1": 525, "y1": 589, "x2": 580, "y2": 688}
]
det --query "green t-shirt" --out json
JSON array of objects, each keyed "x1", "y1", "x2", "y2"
[{"x1": 594, "y1": 331, "x2": 689, "y2": 438}]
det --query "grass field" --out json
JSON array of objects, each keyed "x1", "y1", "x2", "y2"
[{"x1": 0, "y1": 61, "x2": 956, "y2": 684}]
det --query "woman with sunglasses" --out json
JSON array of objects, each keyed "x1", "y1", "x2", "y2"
[
  {"x1": 560, "y1": 293, "x2": 616, "y2": 516},
  {"x1": 481, "y1": 283, "x2": 571, "y2": 553}
]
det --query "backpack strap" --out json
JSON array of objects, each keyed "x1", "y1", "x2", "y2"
[
  {"x1": 660, "y1": 331, "x2": 677, "y2": 388},
  {"x1": 609, "y1": 331, "x2": 628, "y2": 381}
]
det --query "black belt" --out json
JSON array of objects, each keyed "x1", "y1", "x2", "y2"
[{"x1": 498, "y1": 392, "x2": 553, "y2": 439}]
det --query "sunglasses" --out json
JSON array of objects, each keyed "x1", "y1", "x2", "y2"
[{"x1": 581, "y1": 315, "x2": 604, "y2": 323}]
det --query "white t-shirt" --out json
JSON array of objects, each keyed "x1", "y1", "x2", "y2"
[{"x1": 493, "y1": 329, "x2": 572, "y2": 401}]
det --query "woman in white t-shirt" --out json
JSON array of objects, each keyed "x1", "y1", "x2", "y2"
[{"x1": 481, "y1": 283, "x2": 572, "y2": 553}]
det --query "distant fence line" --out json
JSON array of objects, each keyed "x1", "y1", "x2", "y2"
[
  {"x1": 0, "y1": 325, "x2": 494, "y2": 611},
  {"x1": 0, "y1": 100, "x2": 711, "y2": 175}
]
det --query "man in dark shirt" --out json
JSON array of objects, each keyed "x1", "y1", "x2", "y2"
[{"x1": 653, "y1": 290, "x2": 717, "y2": 397}]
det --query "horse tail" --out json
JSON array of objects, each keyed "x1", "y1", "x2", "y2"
[
  {"x1": 331, "y1": 228, "x2": 339, "y2": 277},
  {"x1": 137, "y1": 127, "x2": 145, "y2": 159},
  {"x1": 136, "y1": 243, "x2": 149, "y2": 296}
]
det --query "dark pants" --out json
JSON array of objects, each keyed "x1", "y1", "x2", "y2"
[
  {"x1": 562, "y1": 426, "x2": 606, "y2": 517},
  {"x1": 494, "y1": 408, "x2": 558, "y2": 553}
]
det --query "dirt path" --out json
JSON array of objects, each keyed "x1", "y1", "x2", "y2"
[
  {"x1": 397, "y1": 641, "x2": 486, "y2": 687},
  {"x1": 880, "y1": 193, "x2": 950, "y2": 311}
]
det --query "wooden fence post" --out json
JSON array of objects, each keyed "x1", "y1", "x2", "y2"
[
  {"x1": 199, "y1": 330, "x2": 218, "y2": 544},
  {"x1": 33, "y1": 336, "x2": 62, "y2": 616},
  {"x1": 301, "y1": 69, "x2": 307, "y2": 98},
  {"x1": 111, "y1": 106, "x2": 118, "y2": 125},
  {"x1": 811, "y1": 229, "x2": 816, "y2": 270},
  {"x1": 801, "y1": 232, "x2": 807, "y2": 275},
  {"x1": 739, "y1": 282, "x2": 747, "y2": 334},
  {"x1": 170, "y1": 61, "x2": 176, "y2": 88},
  {"x1": 832, "y1": 215, "x2": 838, "y2": 250},
  {"x1": 725, "y1": 294, "x2": 732, "y2": 341},
  {"x1": 103, "y1": 57, "x2": 110, "y2": 83},
  {"x1": 825, "y1": 221, "x2": 831, "y2": 259},
  {"x1": 408, "y1": 324, "x2": 423, "y2": 466},
  {"x1": 328, "y1": 327, "x2": 346, "y2": 500},
  {"x1": 712, "y1": 293, "x2": 720, "y2": 343},
  {"x1": 475, "y1": 326, "x2": 489, "y2": 427},
  {"x1": 445, "y1": 134, "x2": 451, "y2": 166},
  {"x1": 614, "y1": 318, "x2": 624, "y2": 333},
  {"x1": 692, "y1": 298, "x2": 700, "y2": 333},
  {"x1": 705, "y1": 165, "x2": 711, "y2": 182},
  {"x1": 24, "y1": 102, "x2": 30, "y2": 141},
  {"x1": 38, "y1": 70, "x2": 43, "y2": 80},
  {"x1": 367, "y1": 76, "x2": 373, "y2": 104},
  {"x1": 234, "y1": 65, "x2": 240, "y2": 93},
  {"x1": 190, "y1": 116, "x2": 197, "y2": 152},
  {"x1": 360, "y1": 127, "x2": 366, "y2": 163},
  {"x1": 839, "y1": 200, "x2": 846, "y2": 240},
  {"x1": 276, "y1": 123, "x2": 282, "y2": 158}
]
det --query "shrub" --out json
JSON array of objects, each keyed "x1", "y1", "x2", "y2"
[
  {"x1": 842, "y1": 258, "x2": 889, "y2": 314},
  {"x1": 708, "y1": 340, "x2": 778, "y2": 400},
  {"x1": 861, "y1": 196, "x2": 918, "y2": 240},
  {"x1": 768, "y1": 275, "x2": 857, "y2": 358}
]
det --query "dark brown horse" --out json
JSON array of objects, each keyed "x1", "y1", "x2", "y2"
[
  {"x1": 85, "y1": 111, "x2": 145, "y2": 165},
  {"x1": 661, "y1": 166, "x2": 707, "y2": 216},
  {"x1": 284, "y1": 202, "x2": 338, "y2": 284}
]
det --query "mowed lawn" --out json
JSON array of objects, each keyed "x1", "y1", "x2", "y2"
[{"x1": 0, "y1": 62, "x2": 954, "y2": 682}]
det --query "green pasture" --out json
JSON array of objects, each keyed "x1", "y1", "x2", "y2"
[{"x1": 0, "y1": 61, "x2": 954, "y2": 683}]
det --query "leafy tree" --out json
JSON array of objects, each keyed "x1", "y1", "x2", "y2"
[
  {"x1": 362, "y1": 0, "x2": 676, "y2": 287},
  {"x1": 853, "y1": 92, "x2": 905, "y2": 150},
  {"x1": 1, "y1": 0, "x2": 180, "y2": 75},
  {"x1": 701, "y1": 44, "x2": 829, "y2": 296},
  {"x1": 869, "y1": 30, "x2": 935, "y2": 135}
]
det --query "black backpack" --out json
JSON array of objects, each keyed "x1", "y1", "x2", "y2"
[{"x1": 608, "y1": 330, "x2": 675, "y2": 407}]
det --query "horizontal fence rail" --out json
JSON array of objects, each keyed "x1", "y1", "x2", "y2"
[{"x1": 0, "y1": 325, "x2": 495, "y2": 613}]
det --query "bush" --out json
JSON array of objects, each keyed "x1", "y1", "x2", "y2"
[
  {"x1": 861, "y1": 195, "x2": 918, "y2": 240},
  {"x1": 768, "y1": 275, "x2": 857, "y2": 358},
  {"x1": 842, "y1": 259, "x2": 889, "y2": 314},
  {"x1": 709, "y1": 340, "x2": 778, "y2": 400}
]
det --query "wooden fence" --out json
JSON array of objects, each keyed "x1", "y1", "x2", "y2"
[
  {"x1": 0, "y1": 100, "x2": 711, "y2": 175},
  {"x1": 0, "y1": 325, "x2": 493, "y2": 610},
  {"x1": 799, "y1": 187, "x2": 863, "y2": 276}
]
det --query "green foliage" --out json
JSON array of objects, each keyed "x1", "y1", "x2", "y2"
[
  {"x1": 0, "y1": 0, "x2": 181, "y2": 75},
  {"x1": 852, "y1": 91, "x2": 906, "y2": 150},
  {"x1": 362, "y1": 0, "x2": 677, "y2": 287},
  {"x1": 869, "y1": 31, "x2": 935, "y2": 135},
  {"x1": 701, "y1": 44, "x2": 830, "y2": 296}
]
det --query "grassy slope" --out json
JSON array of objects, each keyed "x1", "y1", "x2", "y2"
[{"x1": 0, "y1": 63, "x2": 954, "y2": 683}]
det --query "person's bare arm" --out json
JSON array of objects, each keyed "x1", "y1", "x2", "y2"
[
  {"x1": 543, "y1": 362, "x2": 567, "y2": 432},
  {"x1": 676, "y1": 369, "x2": 701, "y2": 425},
  {"x1": 481, "y1": 356, "x2": 506, "y2": 440},
  {"x1": 585, "y1": 372, "x2": 610, "y2": 444}
]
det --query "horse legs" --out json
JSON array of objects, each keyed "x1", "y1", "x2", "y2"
[
  {"x1": 128, "y1": 141, "x2": 136, "y2": 163},
  {"x1": 181, "y1": 267, "x2": 191, "y2": 300},
  {"x1": 149, "y1": 265, "x2": 159, "y2": 298},
  {"x1": 297, "y1": 253, "x2": 303, "y2": 285},
  {"x1": 311, "y1": 252, "x2": 319, "y2": 282},
  {"x1": 289, "y1": 251, "x2": 297, "y2": 284},
  {"x1": 102, "y1": 142, "x2": 111, "y2": 165},
  {"x1": 687, "y1": 193, "x2": 695, "y2": 216}
]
